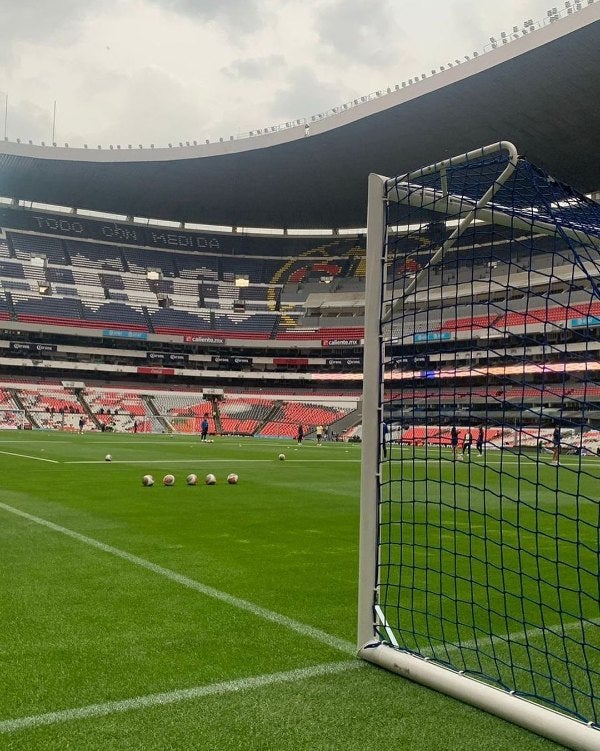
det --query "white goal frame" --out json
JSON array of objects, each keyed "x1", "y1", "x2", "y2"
[{"x1": 358, "y1": 142, "x2": 599, "y2": 751}]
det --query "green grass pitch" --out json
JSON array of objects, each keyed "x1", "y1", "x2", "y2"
[{"x1": 0, "y1": 431, "x2": 591, "y2": 750}]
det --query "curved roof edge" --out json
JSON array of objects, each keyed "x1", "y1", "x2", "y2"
[
  {"x1": 1, "y1": 4, "x2": 597, "y2": 164},
  {"x1": 0, "y1": 4, "x2": 598, "y2": 229}
]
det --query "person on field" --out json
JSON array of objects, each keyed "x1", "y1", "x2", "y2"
[
  {"x1": 461, "y1": 429, "x2": 472, "y2": 460},
  {"x1": 551, "y1": 423, "x2": 561, "y2": 465},
  {"x1": 450, "y1": 425, "x2": 459, "y2": 460},
  {"x1": 476, "y1": 426, "x2": 485, "y2": 457}
]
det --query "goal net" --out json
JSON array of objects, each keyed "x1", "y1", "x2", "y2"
[{"x1": 359, "y1": 142, "x2": 599, "y2": 749}]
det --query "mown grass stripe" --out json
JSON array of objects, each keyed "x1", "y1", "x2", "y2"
[
  {"x1": 0, "y1": 660, "x2": 363, "y2": 734},
  {"x1": 0, "y1": 502, "x2": 355, "y2": 656}
]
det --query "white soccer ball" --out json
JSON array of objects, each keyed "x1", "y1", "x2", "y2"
[
  {"x1": 186, "y1": 473, "x2": 198, "y2": 486},
  {"x1": 163, "y1": 474, "x2": 176, "y2": 486},
  {"x1": 205, "y1": 473, "x2": 216, "y2": 485},
  {"x1": 142, "y1": 474, "x2": 154, "y2": 487},
  {"x1": 227, "y1": 473, "x2": 238, "y2": 485},
  {"x1": 105, "y1": 454, "x2": 112, "y2": 462},
  {"x1": 278, "y1": 453, "x2": 285, "y2": 461}
]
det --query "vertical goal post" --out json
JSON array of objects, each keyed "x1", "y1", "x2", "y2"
[{"x1": 358, "y1": 142, "x2": 599, "y2": 750}]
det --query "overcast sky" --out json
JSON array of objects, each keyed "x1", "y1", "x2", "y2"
[{"x1": 0, "y1": 0, "x2": 560, "y2": 147}]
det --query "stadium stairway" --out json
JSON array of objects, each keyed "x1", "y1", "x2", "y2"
[
  {"x1": 4, "y1": 232, "x2": 16, "y2": 258},
  {"x1": 210, "y1": 398, "x2": 222, "y2": 434},
  {"x1": 9, "y1": 388, "x2": 36, "y2": 427},
  {"x1": 62, "y1": 241, "x2": 72, "y2": 266},
  {"x1": 78, "y1": 394, "x2": 102, "y2": 430},
  {"x1": 141, "y1": 306, "x2": 156, "y2": 333},
  {"x1": 119, "y1": 248, "x2": 130, "y2": 273},
  {"x1": 143, "y1": 395, "x2": 171, "y2": 432},
  {"x1": 4, "y1": 290, "x2": 16, "y2": 320},
  {"x1": 327, "y1": 403, "x2": 362, "y2": 438},
  {"x1": 254, "y1": 401, "x2": 283, "y2": 435}
]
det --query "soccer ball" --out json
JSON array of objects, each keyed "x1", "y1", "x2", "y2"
[
  {"x1": 186, "y1": 473, "x2": 198, "y2": 486},
  {"x1": 105, "y1": 454, "x2": 112, "y2": 462},
  {"x1": 278, "y1": 453, "x2": 285, "y2": 461},
  {"x1": 205, "y1": 473, "x2": 216, "y2": 485},
  {"x1": 227, "y1": 473, "x2": 238, "y2": 484},
  {"x1": 163, "y1": 474, "x2": 175, "y2": 486},
  {"x1": 142, "y1": 474, "x2": 154, "y2": 487}
]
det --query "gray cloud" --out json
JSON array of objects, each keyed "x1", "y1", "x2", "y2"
[
  {"x1": 145, "y1": 0, "x2": 263, "y2": 33},
  {"x1": 222, "y1": 54, "x2": 287, "y2": 81},
  {"x1": 269, "y1": 66, "x2": 341, "y2": 122},
  {"x1": 316, "y1": 0, "x2": 407, "y2": 67},
  {"x1": 1, "y1": 98, "x2": 54, "y2": 144},
  {"x1": 0, "y1": 1, "x2": 105, "y2": 61},
  {"x1": 91, "y1": 66, "x2": 207, "y2": 146}
]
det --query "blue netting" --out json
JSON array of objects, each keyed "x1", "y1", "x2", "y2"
[{"x1": 376, "y1": 147, "x2": 600, "y2": 729}]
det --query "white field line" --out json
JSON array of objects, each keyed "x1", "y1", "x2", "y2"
[
  {"x1": 64, "y1": 459, "x2": 281, "y2": 465},
  {"x1": 0, "y1": 500, "x2": 596, "y2": 735},
  {"x1": 0, "y1": 660, "x2": 363, "y2": 734},
  {"x1": 390, "y1": 458, "x2": 596, "y2": 466},
  {"x1": 0, "y1": 450, "x2": 58, "y2": 463},
  {"x1": 433, "y1": 615, "x2": 600, "y2": 656},
  {"x1": 64, "y1": 458, "x2": 361, "y2": 464},
  {"x1": 0, "y1": 502, "x2": 355, "y2": 656}
]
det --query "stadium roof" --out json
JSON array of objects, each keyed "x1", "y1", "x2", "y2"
[{"x1": 0, "y1": 4, "x2": 599, "y2": 230}]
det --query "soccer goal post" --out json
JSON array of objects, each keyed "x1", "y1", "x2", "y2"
[{"x1": 359, "y1": 142, "x2": 599, "y2": 750}]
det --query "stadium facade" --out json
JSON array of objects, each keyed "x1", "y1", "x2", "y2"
[{"x1": 0, "y1": 3, "x2": 597, "y2": 440}]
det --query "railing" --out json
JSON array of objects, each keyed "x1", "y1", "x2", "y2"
[{"x1": 1, "y1": 1, "x2": 595, "y2": 151}]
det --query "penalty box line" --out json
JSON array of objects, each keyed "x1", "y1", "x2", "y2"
[
  {"x1": 0, "y1": 450, "x2": 59, "y2": 463},
  {"x1": 0, "y1": 660, "x2": 363, "y2": 735},
  {"x1": 0, "y1": 502, "x2": 355, "y2": 658}
]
